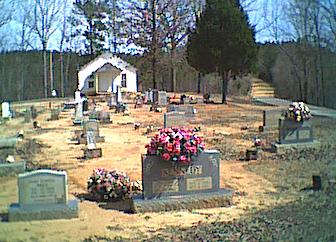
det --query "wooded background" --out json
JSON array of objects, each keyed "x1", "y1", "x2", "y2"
[{"x1": 0, "y1": 0, "x2": 335, "y2": 108}]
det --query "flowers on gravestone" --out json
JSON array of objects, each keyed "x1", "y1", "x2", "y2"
[
  {"x1": 285, "y1": 102, "x2": 312, "y2": 122},
  {"x1": 253, "y1": 137, "x2": 263, "y2": 147},
  {"x1": 145, "y1": 127, "x2": 205, "y2": 165},
  {"x1": 87, "y1": 168, "x2": 142, "y2": 202}
]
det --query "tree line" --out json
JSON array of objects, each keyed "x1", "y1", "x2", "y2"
[{"x1": 0, "y1": 0, "x2": 335, "y2": 108}]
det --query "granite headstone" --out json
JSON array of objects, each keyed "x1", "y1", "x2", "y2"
[
  {"x1": 167, "y1": 104, "x2": 196, "y2": 118},
  {"x1": 164, "y1": 111, "x2": 187, "y2": 128},
  {"x1": 141, "y1": 150, "x2": 220, "y2": 199},
  {"x1": 261, "y1": 109, "x2": 285, "y2": 131},
  {"x1": 8, "y1": 169, "x2": 79, "y2": 221},
  {"x1": 278, "y1": 118, "x2": 314, "y2": 144}
]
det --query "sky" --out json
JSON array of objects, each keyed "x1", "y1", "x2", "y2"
[{"x1": 0, "y1": 0, "x2": 287, "y2": 52}]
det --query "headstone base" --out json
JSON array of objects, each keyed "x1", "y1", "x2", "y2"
[
  {"x1": 84, "y1": 148, "x2": 102, "y2": 159},
  {"x1": 8, "y1": 199, "x2": 79, "y2": 222},
  {"x1": 0, "y1": 161, "x2": 26, "y2": 177},
  {"x1": 132, "y1": 189, "x2": 232, "y2": 213},
  {"x1": 271, "y1": 140, "x2": 320, "y2": 153}
]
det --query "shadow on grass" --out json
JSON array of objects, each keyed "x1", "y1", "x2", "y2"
[
  {"x1": 138, "y1": 192, "x2": 336, "y2": 242},
  {"x1": 74, "y1": 192, "x2": 134, "y2": 213}
]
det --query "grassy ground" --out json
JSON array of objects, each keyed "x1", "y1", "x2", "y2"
[{"x1": 0, "y1": 96, "x2": 335, "y2": 242}]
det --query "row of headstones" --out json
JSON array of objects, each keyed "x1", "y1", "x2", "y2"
[
  {"x1": 6, "y1": 148, "x2": 227, "y2": 221},
  {"x1": 73, "y1": 101, "x2": 111, "y2": 126},
  {"x1": 145, "y1": 90, "x2": 167, "y2": 106},
  {"x1": 1, "y1": 102, "x2": 60, "y2": 122}
]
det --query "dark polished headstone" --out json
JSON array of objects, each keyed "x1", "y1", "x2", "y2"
[
  {"x1": 279, "y1": 118, "x2": 314, "y2": 144},
  {"x1": 141, "y1": 150, "x2": 220, "y2": 199}
]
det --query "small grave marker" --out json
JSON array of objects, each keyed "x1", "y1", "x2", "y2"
[
  {"x1": 2, "y1": 102, "x2": 11, "y2": 119},
  {"x1": 83, "y1": 131, "x2": 102, "y2": 159},
  {"x1": 49, "y1": 108, "x2": 60, "y2": 121},
  {"x1": 73, "y1": 102, "x2": 83, "y2": 125},
  {"x1": 8, "y1": 169, "x2": 79, "y2": 221}
]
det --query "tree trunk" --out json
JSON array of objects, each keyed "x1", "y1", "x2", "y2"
[
  {"x1": 221, "y1": 71, "x2": 230, "y2": 104},
  {"x1": 43, "y1": 47, "x2": 48, "y2": 98},
  {"x1": 60, "y1": 52, "x2": 65, "y2": 97},
  {"x1": 170, "y1": 48, "x2": 177, "y2": 92},
  {"x1": 151, "y1": 0, "x2": 157, "y2": 89},
  {"x1": 197, "y1": 72, "x2": 201, "y2": 94},
  {"x1": 65, "y1": 53, "x2": 71, "y2": 96}
]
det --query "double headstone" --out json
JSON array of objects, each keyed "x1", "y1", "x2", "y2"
[
  {"x1": 8, "y1": 169, "x2": 79, "y2": 221},
  {"x1": 133, "y1": 150, "x2": 232, "y2": 212},
  {"x1": 141, "y1": 150, "x2": 220, "y2": 199},
  {"x1": 164, "y1": 111, "x2": 187, "y2": 128},
  {"x1": 278, "y1": 118, "x2": 314, "y2": 144}
]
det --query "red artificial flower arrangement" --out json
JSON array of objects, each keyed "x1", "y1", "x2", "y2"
[{"x1": 145, "y1": 127, "x2": 205, "y2": 165}]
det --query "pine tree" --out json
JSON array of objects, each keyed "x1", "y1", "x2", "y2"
[
  {"x1": 70, "y1": 0, "x2": 108, "y2": 55},
  {"x1": 187, "y1": 0, "x2": 256, "y2": 103}
]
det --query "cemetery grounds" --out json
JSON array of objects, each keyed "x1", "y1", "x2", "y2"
[{"x1": 0, "y1": 96, "x2": 336, "y2": 242}]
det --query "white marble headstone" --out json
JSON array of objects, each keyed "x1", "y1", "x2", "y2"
[
  {"x1": 86, "y1": 131, "x2": 96, "y2": 149},
  {"x1": 18, "y1": 169, "x2": 67, "y2": 207},
  {"x1": 2, "y1": 102, "x2": 11, "y2": 118},
  {"x1": 116, "y1": 86, "x2": 122, "y2": 103},
  {"x1": 75, "y1": 91, "x2": 81, "y2": 103}
]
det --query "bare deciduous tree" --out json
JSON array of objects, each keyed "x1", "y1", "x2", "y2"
[{"x1": 30, "y1": 0, "x2": 62, "y2": 98}]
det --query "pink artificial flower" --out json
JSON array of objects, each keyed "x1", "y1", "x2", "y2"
[
  {"x1": 162, "y1": 153, "x2": 171, "y2": 161},
  {"x1": 180, "y1": 155, "x2": 187, "y2": 161}
]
